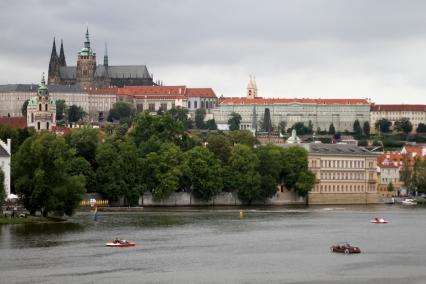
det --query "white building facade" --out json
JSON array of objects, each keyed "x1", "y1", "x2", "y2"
[
  {"x1": 27, "y1": 76, "x2": 57, "y2": 131},
  {"x1": 0, "y1": 139, "x2": 11, "y2": 199}
]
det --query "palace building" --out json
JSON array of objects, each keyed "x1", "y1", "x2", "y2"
[{"x1": 48, "y1": 28, "x2": 155, "y2": 89}]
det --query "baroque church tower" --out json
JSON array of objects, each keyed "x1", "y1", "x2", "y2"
[
  {"x1": 247, "y1": 75, "x2": 257, "y2": 99},
  {"x1": 76, "y1": 28, "x2": 97, "y2": 89},
  {"x1": 27, "y1": 74, "x2": 56, "y2": 131}
]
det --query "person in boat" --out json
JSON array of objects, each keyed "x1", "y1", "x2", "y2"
[
  {"x1": 114, "y1": 238, "x2": 120, "y2": 244},
  {"x1": 375, "y1": 217, "x2": 379, "y2": 222}
]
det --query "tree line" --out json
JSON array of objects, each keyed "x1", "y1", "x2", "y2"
[{"x1": 4, "y1": 105, "x2": 315, "y2": 216}]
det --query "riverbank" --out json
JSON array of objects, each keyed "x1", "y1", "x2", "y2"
[{"x1": 0, "y1": 216, "x2": 65, "y2": 225}]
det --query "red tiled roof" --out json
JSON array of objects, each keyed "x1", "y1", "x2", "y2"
[
  {"x1": 118, "y1": 86, "x2": 187, "y2": 96},
  {"x1": 0, "y1": 116, "x2": 27, "y2": 129},
  {"x1": 219, "y1": 97, "x2": 370, "y2": 105},
  {"x1": 87, "y1": 87, "x2": 119, "y2": 95},
  {"x1": 186, "y1": 88, "x2": 217, "y2": 98},
  {"x1": 371, "y1": 104, "x2": 426, "y2": 112}
]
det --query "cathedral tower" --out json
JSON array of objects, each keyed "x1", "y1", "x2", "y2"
[
  {"x1": 59, "y1": 39, "x2": 67, "y2": 67},
  {"x1": 247, "y1": 75, "x2": 257, "y2": 99},
  {"x1": 76, "y1": 28, "x2": 97, "y2": 89},
  {"x1": 48, "y1": 38, "x2": 60, "y2": 84}
]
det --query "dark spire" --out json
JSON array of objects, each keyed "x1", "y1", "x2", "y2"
[
  {"x1": 103, "y1": 42, "x2": 108, "y2": 67},
  {"x1": 59, "y1": 39, "x2": 66, "y2": 66},
  {"x1": 50, "y1": 37, "x2": 58, "y2": 58}
]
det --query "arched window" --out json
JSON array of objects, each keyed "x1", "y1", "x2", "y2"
[
  {"x1": 39, "y1": 104, "x2": 42, "y2": 111},
  {"x1": 45, "y1": 104, "x2": 48, "y2": 111},
  {"x1": 46, "y1": 122, "x2": 49, "y2": 129},
  {"x1": 31, "y1": 113, "x2": 34, "y2": 123},
  {"x1": 188, "y1": 101, "x2": 191, "y2": 108},
  {"x1": 37, "y1": 122, "x2": 40, "y2": 130}
]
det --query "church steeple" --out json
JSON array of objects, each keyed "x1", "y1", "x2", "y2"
[
  {"x1": 59, "y1": 39, "x2": 66, "y2": 66},
  {"x1": 50, "y1": 37, "x2": 58, "y2": 58},
  {"x1": 247, "y1": 75, "x2": 257, "y2": 99},
  {"x1": 79, "y1": 27, "x2": 95, "y2": 56},
  {"x1": 103, "y1": 42, "x2": 109, "y2": 67},
  {"x1": 48, "y1": 37, "x2": 60, "y2": 84}
]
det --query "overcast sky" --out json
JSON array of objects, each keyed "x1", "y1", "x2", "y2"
[{"x1": 1, "y1": 0, "x2": 426, "y2": 103}]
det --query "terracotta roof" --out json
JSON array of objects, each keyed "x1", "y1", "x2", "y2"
[
  {"x1": 87, "y1": 87, "x2": 119, "y2": 95},
  {"x1": 371, "y1": 104, "x2": 426, "y2": 112},
  {"x1": 0, "y1": 116, "x2": 27, "y2": 129},
  {"x1": 118, "y1": 86, "x2": 186, "y2": 96},
  {"x1": 186, "y1": 88, "x2": 217, "y2": 98},
  {"x1": 219, "y1": 98, "x2": 370, "y2": 105}
]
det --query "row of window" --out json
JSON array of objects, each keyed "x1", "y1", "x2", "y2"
[
  {"x1": 314, "y1": 160, "x2": 368, "y2": 169},
  {"x1": 312, "y1": 183, "x2": 376, "y2": 193},
  {"x1": 320, "y1": 171, "x2": 365, "y2": 180},
  {"x1": 188, "y1": 100, "x2": 215, "y2": 109}
]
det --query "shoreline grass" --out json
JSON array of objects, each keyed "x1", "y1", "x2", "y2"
[{"x1": 0, "y1": 215, "x2": 65, "y2": 225}]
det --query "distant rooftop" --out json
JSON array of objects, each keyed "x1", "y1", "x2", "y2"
[{"x1": 0, "y1": 84, "x2": 86, "y2": 93}]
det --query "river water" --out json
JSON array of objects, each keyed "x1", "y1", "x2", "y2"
[{"x1": 1, "y1": 205, "x2": 426, "y2": 284}]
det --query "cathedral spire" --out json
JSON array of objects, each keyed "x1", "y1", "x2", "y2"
[
  {"x1": 59, "y1": 39, "x2": 66, "y2": 66},
  {"x1": 50, "y1": 37, "x2": 57, "y2": 58},
  {"x1": 79, "y1": 26, "x2": 95, "y2": 56},
  {"x1": 103, "y1": 42, "x2": 109, "y2": 67}
]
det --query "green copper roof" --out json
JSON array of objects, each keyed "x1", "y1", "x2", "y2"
[
  {"x1": 38, "y1": 73, "x2": 48, "y2": 95},
  {"x1": 79, "y1": 27, "x2": 96, "y2": 56}
]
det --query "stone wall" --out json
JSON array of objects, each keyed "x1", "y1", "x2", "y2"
[
  {"x1": 308, "y1": 192, "x2": 380, "y2": 205},
  {"x1": 141, "y1": 190, "x2": 305, "y2": 207}
]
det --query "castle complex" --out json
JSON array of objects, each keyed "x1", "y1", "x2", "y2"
[{"x1": 48, "y1": 28, "x2": 154, "y2": 89}]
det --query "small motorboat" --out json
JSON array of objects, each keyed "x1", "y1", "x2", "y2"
[
  {"x1": 370, "y1": 218, "x2": 388, "y2": 224},
  {"x1": 106, "y1": 239, "x2": 135, "y2": 247},
  {"x1": 401, "y1": 198, "x2": 417, "y2": 205},
  {"x1": 330, "y1": 242, "x2": 361, "y2": 254}
]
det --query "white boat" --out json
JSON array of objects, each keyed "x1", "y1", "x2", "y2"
[
  {"x1": 370, "y1": 218, "x2": 388, "y2": 224},
  {"x1": 401, "y1": 198, "x2": 417, "y2": 205}
]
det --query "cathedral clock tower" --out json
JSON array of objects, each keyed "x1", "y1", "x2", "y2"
[{"x1": 76, "y1": 28, "x2": 97, "y2": 89}]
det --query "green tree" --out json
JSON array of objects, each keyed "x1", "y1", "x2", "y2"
[
  {"x1": 67, "y1": 105, "x2": 86, "y2": 126},
  {"x1": 363, "y1": 121, "x2": 370, "y2": 136},
  {"x1": 387, "y1": 182, "x2": 394, "y2": 193},
  {"x1": 255, "y1": 144, "x2": 283, "y2": 201},
  {"x1": 0, "y1": 125, "x2": 19, "y2": 154},
  {"x1": 416, "y1": 123, "x2": 426, "y2": 133},
  {"x1": 143, "y1": 143, "x2": 183, "y2": 200},
  {"x1": 66, "y1": 157, "x2": 96, "y2": 193},
  {"x1": 182, "y1": 147, "x2": 223, "y2": 201},
  {"x1": 227, "y1": 130, "x2": 258, "y2": 147},
  {"x1": 290, "y1": 122, "x2": 309, "y2": 135},
  {"x1": 413, "y1": 159, "x2": 426, "y2": 194},
  {"x1": 0, "y1": 169, "x2": 5, "y2": 207},
  {"x1": 375, "y1": 118, "x2": 392, "y2": 133},
  {"x1": 195, "y1": 108, "x2": 206, "y2": 129},
  {"x1": 129, "y1": 111, "x2": 184, "y2": 146},
  {"x1": 21, "y1": 100, "x2": 29, "y2": 117},
  {"x1": 12, "y1": 132, "x2": 85, "y2": 216},
  {"x1": 353, "y1": 119, "x2": 362, "y2": 136},
  {"x1": 226, "y1": 144, "x2": 261, "y2": 204},
  {"x1": 394, "y1": 118, "x2": 413, "y2": 134},
  {"x1": 328, "y1": 123, "x2": 336, "y2": 135},
  {"x1": 107, "y1": 102, "x2": 135, "y2": 123},
  {"x1": 399, "y1": 154, "x2": 413, "y2": 194},
  {"x1": 278, "y1": 121, "x2": 287, "y2": 135},
  {"x1": 168, "y1": 107, "x2": 192, "y2": 130},
  {"x1": 280, "y1": 146, "x2": 315, "y2": 197},
  {"x1": 65, "y1": 128, "x2": 99, "y2": 166},
  {"x1": 205, "y1": 119, "x2": 217, "y2": 130},
  {"x1": 55, "y1": 99, "x2": 66, "y2": 121},
  {"x1": 207, "y1": 133, "x2": 232, "y2": 163},
  {"x1": 228, "y1": 112, "x2": 242, "y2": 131}
]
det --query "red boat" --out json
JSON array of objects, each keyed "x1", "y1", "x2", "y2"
[
  {"x1": 330, "y1": 242, "x2": 361, "y2": 254},
  {"x1": 105, "y1": 239, "x2": 135, "y2": 247},
  {"x1": 370, "y1": 218, "x2": 388, "y2": 224}
]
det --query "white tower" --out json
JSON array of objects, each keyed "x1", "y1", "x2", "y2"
[{"x1": 247, "y1": 75, "x2": 257, "y2": 99}]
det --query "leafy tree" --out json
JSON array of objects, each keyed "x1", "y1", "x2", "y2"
[
  {"x1": 21, "y1": 100, "x2": 29, "y2": 117},
  {"x1": 255, "y1": 144, "x2": 283, "y2": 201},
  {"x1": 168, "y1": 107, "x2": 192, "y2": 130},
  {"x1": 182, "y1": 147, "x2": 223, "y2": 201},
  {"x1": 307, "y1": 120, "x2": 314, "y2": 134},
  {"x1": 227, "y1": 130, "x2": 258, "y2": 147},
  {"x1": 207, "y1": 134, "x2": 232, "y2": 163},
  {"x1": 195, "y1": 108, "x2": 206, "y2": 129},
  {"x1": 399, "y1": 154, "x2": 413, "y2": 194},
  {"x1": 107, "y1": 102, "x2": 135, "y2": 123},
  {"x1": 96, "y1": 139, "x2": 143, "y2": 205},
  {"x1": 375, "y1": 118, "x2": 392, "y2": 133},
  {"x1": 67, "y1": 105, "x2": 86, "y2": 126},
  {"x1": 205, "y1": 119, "x2": 217, "y2": 130},
  {"x1": 394, "y1": 118, "x2": 413, "y2": 134},
  {"x1": 363, "y1": 121, "x2": 370, "y2": 136},
  {"x1": 290, "y1": 122, "x2": 309, "y2": 135},
  {"x1": 13, "y1": 132, "x2": 85, "y2": 216},
  {"x1": 0, "y1": 125, "x2": 19, "y2": 154},
  {"x1": 417, "y1": 123, "x2": 426, "y2": 133},
  {"x1": 129, "y1": 111, "x2": 184, "y2": 146},
  {"x1": 55, "y1": 99, "x2": 66, "y2": 121},
  {"x1": 328, "y1": 123, "x2": 336, "y2": 135},
  {"x1": 387, "y1": 182, "x2": 394, "y2": 193},
  {"x1": 413, "y1": 159, "x2": 426, "y2": 194},
  {"x1": 280, "y1": 146, "x2": 315, "y2": 197},
  {"x1": 353, "y1": 119, "x2": 362, "y2": 136},
  {"x1": 143, "y1": 143, "x2": 183, "y2": 200},
  {"x1": 263, "y1": 108, "x2": 273, "y2": 133},
  {"x1": 65, "y1": 128, "x2": 99, "y2": 166},
  {"x1": 0, "y1": 169, "x2": 5, "y2": 207},
  {"x1": 278, "y1": 121, "x2": 287, "y2": 135},
  {"x1": 225, "y1": 144, "x2": 261, "y2": 204},
  {"x1": 228, "y1": 112, "x2": 242, "y2": 131},
  {"x1": 66, "y1": 157, "x2": 96, "y2": 193}
]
